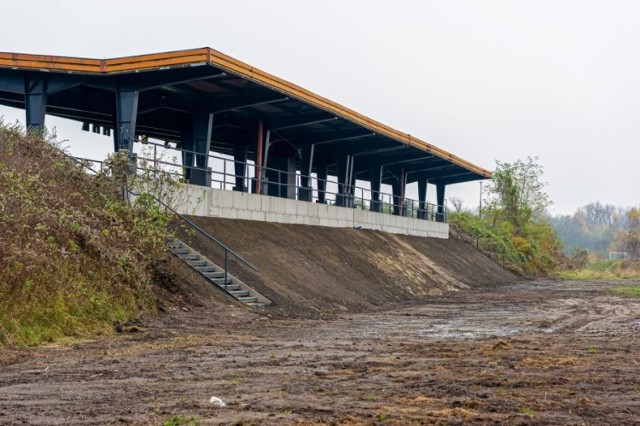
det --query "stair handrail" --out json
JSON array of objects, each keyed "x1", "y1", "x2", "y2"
[
  {"x1": 64, "y1": 154, "x2": 258, "y2": 289},
  {"x1": 123, "y1": 187, "x2": 258, "y2": 273}
]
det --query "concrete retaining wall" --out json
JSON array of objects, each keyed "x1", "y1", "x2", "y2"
[{"x1": 177, "y1": 184, "x2": 449, "y2": 239}]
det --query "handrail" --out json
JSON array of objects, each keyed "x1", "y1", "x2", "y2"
[
  {"x1": 65, "y1": 152, "x2": 257, "y2": 293},
  {"x1": 123, "y1": 187, "x2": 257, "y2": 272}
]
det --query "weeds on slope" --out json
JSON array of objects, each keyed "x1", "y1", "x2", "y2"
[{"x1": 0, "y1": 122, "x2": 174, "y2": 346}]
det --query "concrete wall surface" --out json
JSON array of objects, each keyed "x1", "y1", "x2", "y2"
[{"x1": 177, "y1": 184, "x2": 449, "y2": 239}]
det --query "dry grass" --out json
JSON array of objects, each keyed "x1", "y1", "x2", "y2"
[
  {"x1": 559, "y1": 259, "x2": 640, "y2": 281},
  {"x1": 0, "y1": 123, "x2": 171, "y2": 346}
]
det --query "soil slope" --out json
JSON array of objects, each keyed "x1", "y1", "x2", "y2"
[{"x1": 180, "y1": 218, "x2": 518, "y2": 317}]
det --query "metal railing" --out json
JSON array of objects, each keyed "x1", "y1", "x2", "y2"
[
  {"x1": 133, "y1": 140, "x2": 448, "y2": 222},
  {"x1": 67, "y1": 153, "x2": 257, "y2": 293},
  {"x1": 124, "y1": 187, "x2": 257, "y2": 291}
]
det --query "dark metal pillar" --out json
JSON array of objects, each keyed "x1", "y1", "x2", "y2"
[
  {"x1": 336, "y1": 154, "x2": 349, "y2": 207},
  {"x1": 191, "y1": 112, "x2": 213, "y2": 186},
  {"x1": 114, "y1": 88, "x2": 139, "y2": 152},
  {"x1": 260, "y1": 130, "x2": 272, "y2": 195},
  {"x1": 233, "y1": 142, "x2": 248, "y2": 192},
  {"x1": 24, "y1": 76, "x2": 47, "y2": 131},
  {"x1": 391, "y1": 178, "x2": 401, "y2": 216},
  {"x1": 436, "y1": 183, "x2": 446, "y2": 222},
  {"x1": 181, "y1": 124, "x2": 195, "y2": 182},
  {"x1": 255, "y1": 119, "x2": 264, "y2": 194},
  {"x1": 349, "y1": 161, "x2": 357, "y2": 208},
  {"x1": 370, "y1": 164, "x2": 382, "y2": 212},
  {"x1": 316, "y1": 160, "x2": 327, "y2": 204},
  {"x1": 298, "y1": 144, "x2": 314, "y2": 202},
  {"x1": 418, "y1": 178, "x2": 427, "y2": 220},
  {"x1": 399, "y1": 166, "x2": 406, "y2": 216},
  {"x1": 266, "y1": 154, "x2": 295, "y2": 199}
]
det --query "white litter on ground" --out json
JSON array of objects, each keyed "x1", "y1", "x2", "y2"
[{"x1": 209, "y1": 396, "x2": 226, "y2": 407}]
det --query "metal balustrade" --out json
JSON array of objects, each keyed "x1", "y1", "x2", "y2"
[{"x1": 77, "y1": 140, "x2": 448, "y2": 222}]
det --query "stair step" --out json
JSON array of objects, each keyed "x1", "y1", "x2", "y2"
[
  {"x1": 179, "y1": 254, "x2": 200, "y2": 261},
  {"x1": 167, "y1": 238, "x2": 269, "y2": 308},
  {"x1": 203, "y1": 271, "x2": 225, "y2": 279},
  {"x1": 221, "y1": 284, "x2": 241, "y2": 292},
  {"x1": 167, "y1": 244, "x2": 186, "y2": 249}
]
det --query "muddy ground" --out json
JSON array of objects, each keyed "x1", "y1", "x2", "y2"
[
  {"x1": 179, "y1": 218, "x2": 517, "y2": 317},
  {"x1": 1, "y1": 280, "x2": 639, "y2": 425}
]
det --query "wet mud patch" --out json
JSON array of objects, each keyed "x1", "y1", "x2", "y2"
[{"x1": 1, "y1": 280, "x2": 640, "y2": 424}]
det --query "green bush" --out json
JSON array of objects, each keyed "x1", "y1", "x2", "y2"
[
  {"x1": 0, "y1": 123, "x2": 173, "y2": 346},
  {"x1": 449, "y1": 210, "x2": 560, "y2": 277},
  {"x1": 448, "y1": 157, "x2": 561, "y2": 277}
]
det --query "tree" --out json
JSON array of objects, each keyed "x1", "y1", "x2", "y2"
[
  {"x1": 449, "y1": 156, "x2": 561, "y2": 276},
  {"x1": 448, "y1": 196, "x2": 464, "y2": 212},
  {"x1": 613, "y1": 208, "x2": 640, "y2": 258},
  {"x1": 484, "y1": 156, "x2": 551, "y2": 235},
  {"x1": 583, "y1": 202, "x2": 619, "y2": 229}
]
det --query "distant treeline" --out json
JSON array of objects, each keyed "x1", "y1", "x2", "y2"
[{"x1": 548, "y1": 202, "x2": 640, "y2": 257}]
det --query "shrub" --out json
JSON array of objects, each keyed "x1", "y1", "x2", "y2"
[{"x1": 0, "y1": 123, "x2": 173, "y2": 346}]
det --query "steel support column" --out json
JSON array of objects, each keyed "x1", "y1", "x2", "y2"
[
  {"x1": 370, "y1": 164, "x2": 382, "y2": 212},
  {"x1": 255, "y1": 119, "x2": 264, "y2": 194},
  {"x1": 391, "y1": 179, "x2": 401, "y2": 216},
  {"x1": 24, "y1": 76, "x2": 47, "y2": 131},
  {"x1": 399, "y1": 166, "x2": 406, "y2": 216},
  {"x1": 316, "y1": 161, "x2": 327, "y2": 204},
  {"x1": 181, "y1": 125, "x2": 195, "y2": 182},
  {"x1": 114, "y1": 89, "x2": 139, "y2": 152},
  {"x1": 336, "y1": 154, "x2": 351, "y2": 207},
  {"x1": 260, "y1": 130, "x2": 271, "y2": 195},
  {"x1": 436, "y1": 183, "x2": 446, "y2": 222},
  {"x1": 298, "y1": 144, "x2": 314, "y2": 202},
  {"x1": 418, "y1": 178, "x2": 427, "y2": 220},
  {"x1": 233, "y1": 142, "x2": 248, "y2": 192},
  {"x1": 191, "y1": 112, "x2": 213, "y2": 186}
]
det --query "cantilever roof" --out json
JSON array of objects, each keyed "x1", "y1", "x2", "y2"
[{"x1": 0, "y1": 47, "x2": 491, "y2": 180}]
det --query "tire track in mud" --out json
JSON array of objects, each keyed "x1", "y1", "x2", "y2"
[{"x1": 1, "y1": 280, "x2": 640, "y2": 425}]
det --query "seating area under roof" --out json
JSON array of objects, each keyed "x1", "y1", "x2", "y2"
[{"x1": 0, "y1": 47, "x2": 491, "y2": 219}]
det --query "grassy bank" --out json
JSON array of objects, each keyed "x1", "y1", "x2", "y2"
[
  {"x1": 559, "y1": 259, "x2": 640, "y2": 281},
  {"x1": 448, "y1": 211, "x2": 560, "y2": 277},
  {"x1": 0, "y1": 123, "x2": 171, "y2": 346},
  {"x1": 603, "y1": 285, "x2": 640, "y2": 297}
]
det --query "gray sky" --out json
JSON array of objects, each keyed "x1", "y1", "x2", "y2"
[{"x1": 1, "y1": 0, "x2": 638, "y2": 215}]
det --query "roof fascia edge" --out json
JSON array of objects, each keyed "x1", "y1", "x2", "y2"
[
  {"x1": 0, "y1": 47, "x2": 492, "y2": 178},
  {"x1": 205, "y1": 48, "x2": 492, "y2": 179}
]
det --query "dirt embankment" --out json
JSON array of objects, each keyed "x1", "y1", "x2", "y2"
[{"x1": 179, "y1": 218, "x2": 518, "y2": 317}]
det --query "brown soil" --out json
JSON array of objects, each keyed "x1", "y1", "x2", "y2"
[
  {"x1": 2, "y1": 222, "x2": 639, "y2": 424},
  {"x1": 179, "y1": 218, "x2": 518, "y2": 317},
  {"x1": 1, "y1": 280, "x2": 639, "y2": 425}
]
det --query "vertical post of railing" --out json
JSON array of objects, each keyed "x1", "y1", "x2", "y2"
[
  {"x1": 224, "y1": 250, "x2": 228, "y2": 291},
  {"x1": 223, "y1": 159, "x2": 227, "y2": 191}
]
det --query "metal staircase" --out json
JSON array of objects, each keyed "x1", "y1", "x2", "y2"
[{"x1": 166, "y1": 239, "x2": 270, "y2": 308}]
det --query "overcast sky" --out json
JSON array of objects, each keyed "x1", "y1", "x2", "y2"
[{"x1": 1, "y1": 0, "x2": 638, "y2": 215}]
